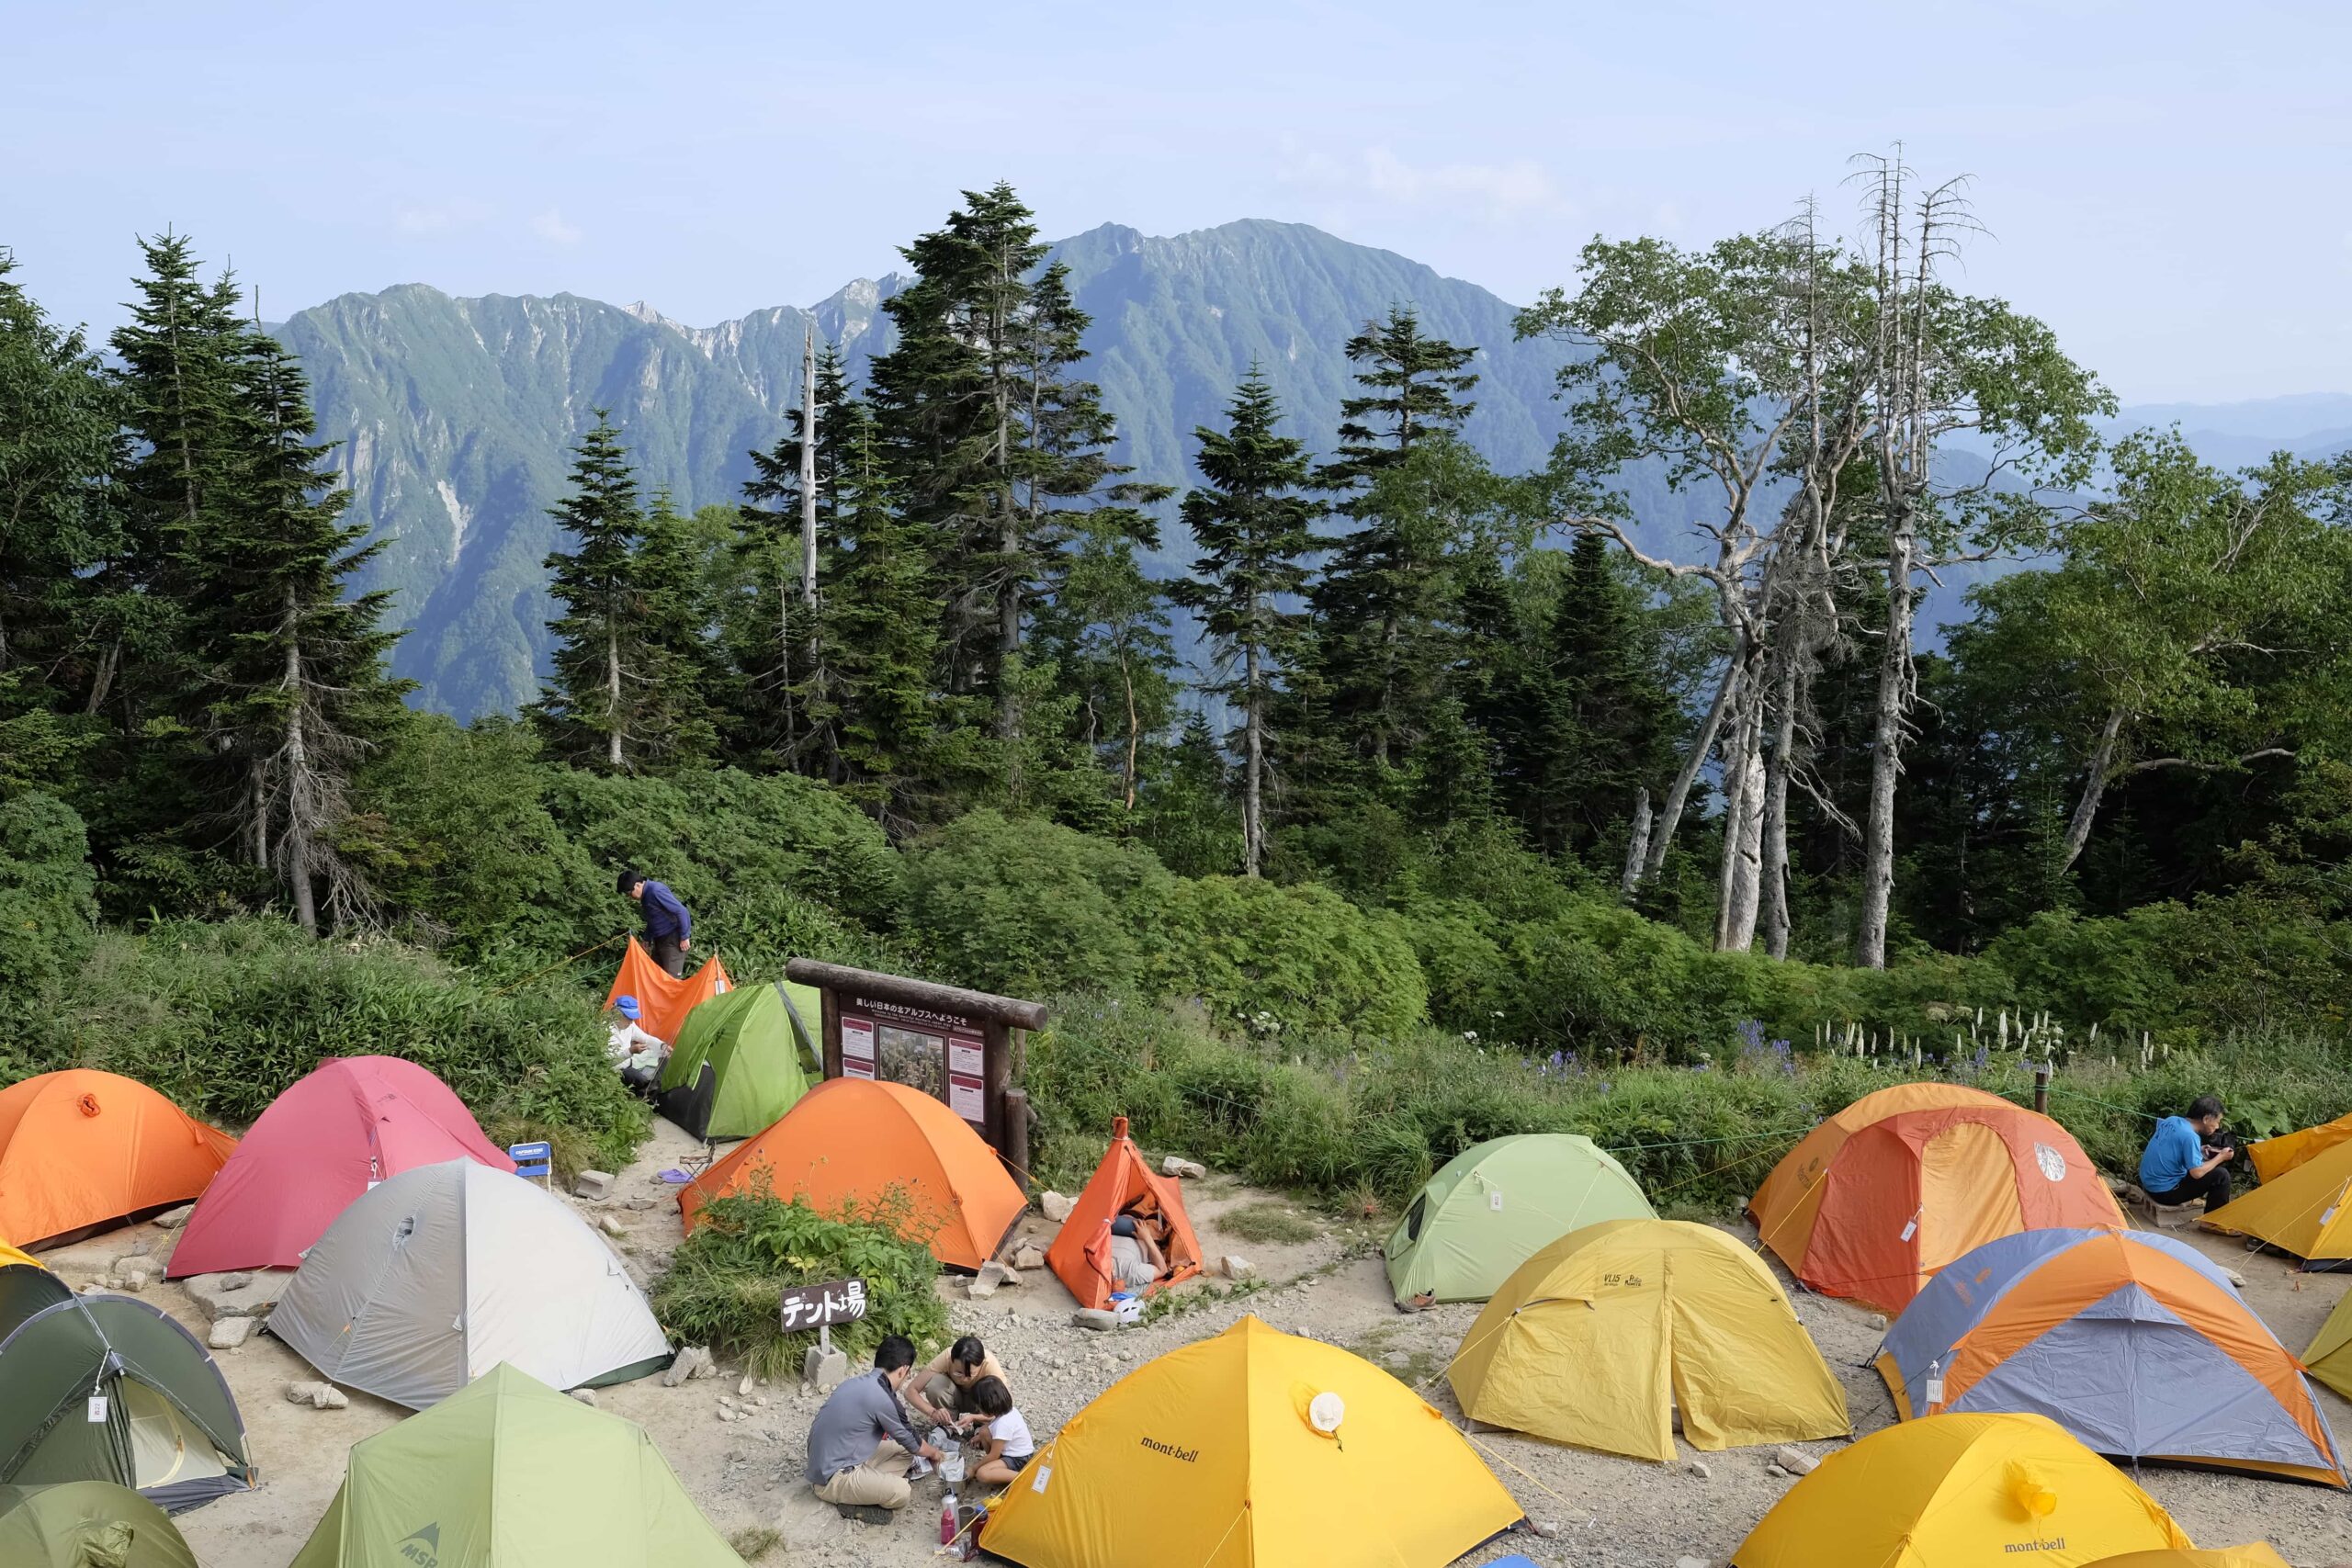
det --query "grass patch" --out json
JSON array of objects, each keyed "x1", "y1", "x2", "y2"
[
  {"x1": 1216, "y1": 1201, "x2": 1320, "y2": 1247},
  {"x1": 650, "y1": 1189, "x2": 948, "y2": 1381},
  {"x1": 1349, "y1": 1324, "x2": 1446, "y2": 1390},
  {"x1": 729, "y1": 1527, "x2": 784, "y2": 1562}
]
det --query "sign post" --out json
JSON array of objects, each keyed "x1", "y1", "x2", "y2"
[{"x1": 782, "y1": 1277, "x2": 869, "y2": 1392}]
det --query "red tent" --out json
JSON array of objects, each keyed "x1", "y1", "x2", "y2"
[
  {"x1": 605, "y1": 935, "x2": 732, "y2": 1049},
  {"x1": 1047, "y1": 1116, "x2": 1204, "y2": 1309},
  {"x1": 165, "y1": 1056, "x2": 515, "y2": 1277}
]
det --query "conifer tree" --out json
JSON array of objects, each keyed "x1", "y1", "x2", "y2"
[
  {"x1": 1170, "y1": 374, "x2": 1322, "y2": 874},
  {"x1": 1320, "y1": 305, "x2": 1479, "y2": 494},
  {"x1": 535, "y1": 416, "x2": 712, "y2": 771}
]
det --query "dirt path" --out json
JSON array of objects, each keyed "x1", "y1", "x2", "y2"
[{"x1": 46, "y1": 1122, "x2": 2352, "y2": 1568}]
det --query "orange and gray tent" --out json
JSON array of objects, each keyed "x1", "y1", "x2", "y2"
[
  {"x1": 604, "y1": 935, "x2": 732, "y2": 1050},
  {"x1": 1731, "y1": 1412, "x2": 2192, "y2": 1566},
  {"x1": 1877, "y1": 1226, "x2": 2343, "y2": 1486},
  {"x1": 0, "y1": 1071, "x2": 236, "y2": 1249},
  {"x1": 980, "y1": 1315, "x2": 1521, "y2": 1568},
  {"x1": 2248, "y1": 1112, "x2": 2352, "y2": 1184},
  {"x1": 0, "y1": 1265, "x2": 255, "y2": 1514},
  {"x1": 2083, "y1": 1551, "x2": 2291, "y2": 1568},
  {"x1": 1748, "y1": 1083, "x2": 2126, "y2": 1314},
  {"x1": 2201, "y1": 1133, "x2": 2352, "y2": 1265},
  {"x1": 1047, "y1": 1116, "x2": 1203, "y2": 1310},
  {"x1": 1449, "y1": 1218, "x2": 1849, "y2": 1463},
  {"x1": 680, "y1": 1077, "x2": 1025, "y2": 1272}
]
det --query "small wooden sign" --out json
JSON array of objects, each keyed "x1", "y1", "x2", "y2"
[{"x1": 779, "y1": 1278, "x2": 868, "y2": 1333}]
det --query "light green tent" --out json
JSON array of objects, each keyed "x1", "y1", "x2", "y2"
[
  {"x1": 655, "y1": 979, "x2": 821, "y2": 1141},
  {"x1": 290, "y1": 1363, "x2": 739, "y2": 1568},
  {"x1": 1385, "y1": 1134, "x2": 1656, "y2": 1306},
  {"x1": 0, "y1": 1482, "x2": 199, "y2": 1568}
]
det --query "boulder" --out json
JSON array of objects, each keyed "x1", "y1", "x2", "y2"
[
  {"x1": 1220, "y1": 1256, "x2": 1257, "y2": 1281},
  {"x1": 184, "y1": 1269, "x2": 289, "y2": 1323},
  {"x1": 568, "y1": 1388, "x2": 596, "y2": 1406},
  {"x1": 208, "y1": 1316, "x2": 255, "y2": 1351},
  {"x1": 968, "y1": 1260, "x2": 1020, "y2": 1299},
  {"x1": 1160, "y1": 1156, "x2": 1208, "y2": 1179},
  {"x1": 662, "y1": 1347, "x2": 715, "y2": 1388},
  {"x1": 1071, "y1": 1308, "x2": 1124, "y2": 1331},
  {"x1": 597, "y1": 1214, "x2": 626, "y2": 1239},
  {"x1": 1772, "y1": 1446, "x2": 1819, "y2": 1476},
  {"x1": 573, "y1": 1170, "x2": 616, "y2": 1201},
  {"x1": 1683, "y1": 1460, "x2": 1711, "y2": 1480},
  {"x1": 153, "y1": 1203, "x2": 196, "y2": 1231},
  {"x1": 1012, "y1": 1245, "x2": 1046, "y2": 1271},
  {"x1": 286, "y1": 1381, "x2": 348, "y2": 1410},
  {"x1": 1040, "y1": 1191, "x2": 1075, "y2": 1224}
]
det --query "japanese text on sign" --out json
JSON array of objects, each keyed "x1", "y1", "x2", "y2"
[{"x1": 779, "y1": 1278, "x2": 869, "y2": 1332}]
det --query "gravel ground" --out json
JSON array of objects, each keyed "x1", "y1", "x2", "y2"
[{"x1": 43, "y1": 1115, "x2": 2352, "y2": 1567}]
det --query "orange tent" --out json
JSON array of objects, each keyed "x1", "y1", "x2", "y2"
[
  {"x1": 1748, "y1": 1082, "x2": 2125, "y2": 1313},
  {"x1": 604, "y1": 935, "x2": 732, "y2": 1048},
  {"x1": 1047, "y1": 1116, "x2": 1204, "y2": 1309},
  {"x1": 679, "y1": 1077, "x2": 1024, "y2": 1272},
  {"x1": 0, "y1": 1070, "x2": 237, "y2": 1247}
]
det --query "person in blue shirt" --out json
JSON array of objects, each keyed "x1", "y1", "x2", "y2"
[
  {"x1": 2139, "y1": 1095, "x2": 2235, "y2": 1209},
  {"x1": 616, "y1": 867, "x2": 694, "y2": 977}
]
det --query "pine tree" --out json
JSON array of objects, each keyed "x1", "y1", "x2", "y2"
[
  {"x1": 535, "y1": 416, "x2": 712, "y2": 770},
  {"x1": 733, "y1": 341, "x2": 850, "y2": 761},
  {"x1": 1169, "y1": 374, "x2": 1323, "y2": 874},
  {"x1": 1306, "y1": 310, "x2": 1482, "y2": 775}
]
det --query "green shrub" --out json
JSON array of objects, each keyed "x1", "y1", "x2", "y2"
[
  {"x1": 652, "y1": 1190, "x2": 948, "y2": 1378},
  {"x1": 1155, "y1": 876, "x2": 1428, "y2": 1039},
  {"x1": 43, "y1": 919, "x2": 646, "y2": 1171},
  {"x1": 901, "y1": 809, "x2": 1176, "y2": 996},
  {"x1": 0, "y1": 791, "x2": 98, "y2": 1006}
]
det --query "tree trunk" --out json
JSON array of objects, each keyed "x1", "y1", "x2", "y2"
[
  {"x1": 1715, "y1": 694, "x2": 1765, "y2": 952},
  {"x1": 1243, "y1": 638, "x2": 1265, "y2": 878},
  {"x1": 1121, "y1": 650, "x2": 1140, "y2": 811},
  {"x1": 1760, "y1": 641, "x2": 1801, "y2": 960},
  {"x1": 282, "y1": 590, "x2": 319, "y2": 935},
  {"x1": 1855, "y1": 520, "x2": 1915, "y2": 969},
  {"x1": 606, "y1": 626, "x2": 624, "y2": 770},
  {"x1": 2059, "y1": 707, "x2": 2127, "y2": 873},
  {"x1": 799, "y1": 330, "x2": 820, "y2": 633},
  {"x1": 1642, "y1": 642, "x2": 1743, "y2": 885},
  {"x1": 1619, "y1": 786, "x2": 1652, "y2": 903}
]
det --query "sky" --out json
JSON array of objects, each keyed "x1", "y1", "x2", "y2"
[{"x1": 6, "y1": 0, "x2": 2348, "y2": 406}]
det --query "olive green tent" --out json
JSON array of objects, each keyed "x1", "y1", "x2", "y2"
[
  {"x1": 1384, "y1": 1134, "x2": 1656, "y2": 1306},
  {"x1": 0, "y1": 1266, "x2": 254, "y2": 1513},
  {"x1": 290, "y1": 1363, "x2": 740, "y2": 1568},
  {"x1": 655, "y1": 978, "x2": 821, "y2": 1141},
  {"x1": 0, "y1": 1482, "x2": 199, "y2": 1568}
]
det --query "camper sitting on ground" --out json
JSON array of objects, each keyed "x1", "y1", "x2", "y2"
[
  {"x1": 906, "y1": 1335, "x2": 1009, "y2": 1430},
  {"x1": 963, "y1": 1374, "x2": 1035, "y2": 1483},
  {"x1": 2141, "y1": 1094, "x2": 2236, "y2": 1209},
  {"x1": 605, "y1": 995, "x2": 666, "y2": 1093},
  {"x1": 1109, "y1": 1213, "x2": 1166, "y2": 1290},
  {"x1": 804, "y1": 1337, "x2": 945, "y2": 1518}
]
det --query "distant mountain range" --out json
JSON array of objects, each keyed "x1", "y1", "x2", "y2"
[{"x1": 273, "y1": 220, "x2": 2348, "y2": 720}]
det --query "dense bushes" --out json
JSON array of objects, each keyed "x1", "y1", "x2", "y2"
[
  {"x1": 35, "y1": 919, "x2": 647, "y2": 1171},
  {"x1": 0, "y1": 792, "x2": 97, "y2": 1005},
  {"x1": 652, "y1": 1191, "x2": 948, "y2": 1376},
  {"x1": 1154, "y1": 877, "x2": 1427, "y2": 1039}
]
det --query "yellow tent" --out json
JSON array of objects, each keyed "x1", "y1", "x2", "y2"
[
  {"x1": 2083, "y1": 1550, "x2": 2291, "y2": 1568},
  {"x1": 2249, "y1": 1112, "x2": 2352, "y2": 1184},
  {"x1": 1732, "y1": 1412, "x2": 2192, "y2": 1567},
  {"x1": 2304, "y1": 1284, "x2": 2352, "y2": 1401},
  {"x1": 1449, "y1": 1218, "x2": 1848, "y2": 1462},
  {"x1": 2201, "y1": 1134, "x2": 2352, "y2": 1262},
  {"x1": 979, "y1": 1315, "x2": 1521, "y2": 1568}
]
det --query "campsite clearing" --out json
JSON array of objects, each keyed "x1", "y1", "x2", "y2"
[{"x1": 31, "y1": 1115, "x2": 2352, "y2": 1568}]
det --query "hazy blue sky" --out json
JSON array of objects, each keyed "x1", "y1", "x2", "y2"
[{"x1": 7, "y1": 1, "x2": 2346, "y2": 404}]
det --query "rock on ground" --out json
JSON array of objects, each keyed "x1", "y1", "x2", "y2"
[
  {"x1": 1772, "y1": 1446, "x2": 1820, "y2": 1476},
  {"x1": 153, "y1": 1203, "x2": 195, "y2": 1230},
  {"x1": 663, "y1": 1346, "x2": 715, "y2": 1387},
  {"x1": 284, "y1": 1382, "x2": 348, "y2": 1410},
  {"x1": 573, "y1": 1170, "x2": 616, "y2": 1200},
  {"x1": 209, "y1": 1317, "x2": 255, "y2": 1351},
  {"x1": 184, "y1": 1269, "x2": 289, "y2": 1322},
  {"x1": 1039, "y1": 1191, "x2": 1074, "y2": 1223}
]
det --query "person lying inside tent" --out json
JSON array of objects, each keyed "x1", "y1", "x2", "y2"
[
  {"x1": 805, "y1": 1336, "x2": 946, "y2": 1519},
  {"x1": 962, "y1": 1374, "x2": 1036, "y2": 1484},
  {"x1": 2141, "y1": 1094, "x2": 2237, "y2": 1210},
  {"x1": 1108, "y1": 1213, "x2": 1168, "y2": 1291},
  {"x1": 616, "y1": 866, "x2": 694, "y2": 977},
  {"x1": 905, "y1": 1335, "x2": 1010, "y2": 1431},
  {"x1": 605, "y1": 995, "x2": 667, "y2": 1095}
]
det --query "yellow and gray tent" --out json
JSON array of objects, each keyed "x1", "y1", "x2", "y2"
[
  {"x1": 1449, "y1": 1218, "x2": 1849, "y2": 1462},
  {"x1": 0, "y1": 1482, "x2": 199, "y2": 1568},
  {"x1": 291, "y1": 1363, "x2": 738, "y2": 1568}
]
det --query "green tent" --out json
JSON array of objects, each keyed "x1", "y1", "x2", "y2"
[
  {"x1": 1384, "y1": 1134, "x2": 1656, "y2": 1306},
  {"x1": 291, "y1": 1363, "x2": 739, "y2": 1568},
  {"x1": 655, "y1": 978, "x2": 821, "y2": 1140},
  {"x1": 0, "y1": 1482, "x2": 199, "y2": 1568},
  {"x1": 0, "y1": 1266, "x2": 254, "y2": 1514}
]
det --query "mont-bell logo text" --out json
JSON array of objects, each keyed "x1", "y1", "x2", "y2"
[
  {"x1": 1139, "y1": 1436, "x2": 1199, "y2": 1463},
  {"x1": 2004, "y1": 1538, "x2": 2065, "y2": 1555},
  {"x1": 398, "y1": 1522, "x2": 441, "y2": 1567}
]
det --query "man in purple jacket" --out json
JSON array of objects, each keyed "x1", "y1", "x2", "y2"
[{"x1": 616, "y1": 867, "x2": 694, "y2": 977}]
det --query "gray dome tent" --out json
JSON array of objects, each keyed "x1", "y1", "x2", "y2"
[{"x1": 0, "y1": 1266, "x2": 255, "y2": 1514}]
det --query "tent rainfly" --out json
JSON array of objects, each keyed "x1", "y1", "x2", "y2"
[
  {"x1": 605, "y1": 937, "x2": 731, "y2": 1051},
  {"x1": 0, "y1": 1481, "x2": 200, "y2": 1568},
  {"x1": 1385, "y1": 1134, "x2": 1654, "y2": 1307},
  {"x1": 655, "y1": 979, "x2": 823, "y2": 1141},
  {"x1": 0, "y1": 1071, "x2": 235, "y2": 1249},
  {"x1": 1046, "y1": 1116, "x2": 1204, "y2": 1310}
]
